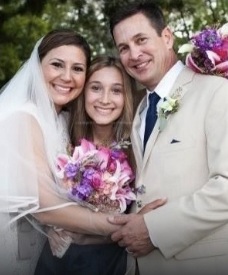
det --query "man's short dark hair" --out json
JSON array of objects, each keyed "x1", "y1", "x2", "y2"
[{"x1": 109, "y1": 1, "x2": 166, "y2": 37}]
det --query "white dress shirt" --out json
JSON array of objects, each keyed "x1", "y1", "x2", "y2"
[{"x1": 139, "y1": 61, "x2": 185, "y2": 146}]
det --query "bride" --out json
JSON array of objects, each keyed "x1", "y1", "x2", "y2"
[{"x1": 0, "y1": 28, "x2": 91, "y2": 275}]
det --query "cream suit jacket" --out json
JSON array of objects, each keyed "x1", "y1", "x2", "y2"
[{"x1": 129, "y1": 67, "x2": 228, "y2": 275}]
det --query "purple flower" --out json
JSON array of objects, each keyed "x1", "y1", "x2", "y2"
[
  {"x1": 192, "y1": 28, "x2": 222, "y2": 50},
  {"x1": 82, "y1": 168, "x2": 103, "y2": 190},
  {"x1": 111, "y1": 149, "x2": 126, "y2": 161},
  {"x1": 191, "y1": 48, "x2": 214, "y2": 73},
  {"x1": 72, "y1": 182, "x2": 93, "y2": 201},
  {"x1": 65, "y1": 163, "x2": 79, "y2": 179},
  {"x1": 83, "y1": 167, "x2": 96, "y2": 180}
]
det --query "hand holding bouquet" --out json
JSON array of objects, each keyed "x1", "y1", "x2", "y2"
[
  {"x1": 56, "y1": 138, "x2": 136, "y2": 213},
  {"x1": 178, "y1": 23, "x2": 228, "y2": 78}
]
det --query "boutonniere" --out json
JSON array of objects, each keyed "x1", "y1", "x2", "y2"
[{"x1": 157, "y1": 87, "x2": 183, "y2": 131}]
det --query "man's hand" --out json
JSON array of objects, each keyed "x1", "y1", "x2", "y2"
[
  {"x1": 138, "y1": 198, "x2": 167, "y2": 214},
  {"x1": 108, "y1": 198, "x2": 167, "y2": 257},
  {"x1": 108, "y1": 213, "x2": 154, "y2": 257}
]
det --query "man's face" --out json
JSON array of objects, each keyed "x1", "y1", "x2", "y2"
[{"x1": 113, "y1": 12, "x2": 174, "y2": 90}]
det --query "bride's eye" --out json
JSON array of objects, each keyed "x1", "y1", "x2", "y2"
[
  {"x1": 51, "y1": 62, "x2": 62, "y2": 68},
  {"x1": 73, "y1": 66, "x2": 84, "y2": 72}
]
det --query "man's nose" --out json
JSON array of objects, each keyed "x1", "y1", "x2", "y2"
[{"x1": 129, "y1": 46, "x2": 141, "y2": 60}]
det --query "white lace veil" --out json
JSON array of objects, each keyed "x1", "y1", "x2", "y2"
[{"x1": 0, "y1": 37, "x2": 74, "y2": 225}]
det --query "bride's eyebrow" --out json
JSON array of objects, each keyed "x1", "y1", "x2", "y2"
[
  {"x1": 49, "y1": 58, "x2": 86, "y2": 67},
  {"x1": 49, "y1": 58, "x2": 63, "y2": 62}
]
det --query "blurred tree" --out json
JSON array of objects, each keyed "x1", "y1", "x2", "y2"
[
  {"x1": 0, "y1": 0, "x2": 48, "y2": 85},
  {"x1": 0, "y1": 0, "x2": 228, "y2": 86}
]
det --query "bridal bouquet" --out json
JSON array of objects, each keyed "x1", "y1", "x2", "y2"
[
  {"x1": 178, "y1": 23, "x2": 228, "y2": 78},
  {"x1": 56, "y1": 138, "x2": 136, "y2": 214}
]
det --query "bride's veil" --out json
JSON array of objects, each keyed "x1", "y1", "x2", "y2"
[{"x1": 0, "y1": 37, "x2": 68, "y2": 225}]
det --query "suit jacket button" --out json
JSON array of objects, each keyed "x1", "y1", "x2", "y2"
[
  {"x1": 137, "y1": 184, "x2": 146, "y2": 194},
  {"x1": 137, "y1": 200, "x2": 142, "y2": 208}
]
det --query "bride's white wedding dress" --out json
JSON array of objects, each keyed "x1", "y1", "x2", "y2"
[
  {"x1": 0, "y1": 216, "x2": 45, "y2": 275},
  {"x1": 0, "y1": 103, "x2": 70, "y2": 275}
]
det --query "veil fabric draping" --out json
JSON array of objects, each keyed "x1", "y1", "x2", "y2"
[{"x1": 0, "y1": 38, "x2": 77, "y2": 227}]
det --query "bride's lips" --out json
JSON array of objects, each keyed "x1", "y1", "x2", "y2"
[{"x1": 53, "y1": 84, "x2": 73, "y2": 94}]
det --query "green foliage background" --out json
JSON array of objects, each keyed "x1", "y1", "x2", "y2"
[{"x1": 0, "y1": 0, "x2": 228, "y2": 87}]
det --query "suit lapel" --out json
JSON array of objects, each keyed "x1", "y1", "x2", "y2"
[
  {"x1": 131, "y1": 97, "x2": 146, "y2": 170},
  {"x1": 167, "y1": 67, "x2": 194, "y2": 98},
  {"x1": 142, "y1": 67, "x2": 195, "y2": 169}
]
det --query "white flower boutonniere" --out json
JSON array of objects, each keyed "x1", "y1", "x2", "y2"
[{"x1": 157, "y1": 87, "x2": 182, "y2": 131}]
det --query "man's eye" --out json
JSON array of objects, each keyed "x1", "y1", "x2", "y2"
[
  {"x1": 119, "y1": 46, "x2": 128, "y2": 54},
  {"x1": 138, "y1": 37, "x2": 147, "y2": 44}
]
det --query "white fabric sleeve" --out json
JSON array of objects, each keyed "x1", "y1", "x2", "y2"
[{"x1": 0, "y1": 111, "x2": 121, "y2": 237}]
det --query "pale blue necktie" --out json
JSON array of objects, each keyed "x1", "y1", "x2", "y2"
[{"x1": 143, "y1": 92, "x2": 160, "y2": 150}]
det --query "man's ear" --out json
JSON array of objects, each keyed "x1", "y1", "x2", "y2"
[{"x1": 162, "y1": 26, "x2": 174, "y2": 49}]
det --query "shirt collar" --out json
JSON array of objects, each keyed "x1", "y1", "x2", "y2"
[{"x1": 146, "y1": 61, "x2": 185, "y2": 103}]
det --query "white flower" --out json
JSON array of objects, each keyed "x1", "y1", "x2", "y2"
[
  {"x1": 218, "y1": 23, "x2": 228, "y2": 38},
  {"x1": 178, "y1": 43, "x2": 194, "y2": 54},
  {"x1": 160, "y1": 96, "x2": 178, "y2": 118},
  {"x1": 157, "y1": 88, "x2": 182, "y2": 131},
  {"x1": 158, "y1": 96, "x2": 179, "y2": 119}
]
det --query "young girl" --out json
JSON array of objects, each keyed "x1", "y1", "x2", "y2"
[{"x1": 35, "y1": 55, "x2": 135, "y2": 275}]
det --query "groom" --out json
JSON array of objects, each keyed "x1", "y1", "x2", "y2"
[{"x1": 108, "y1": 1, "x2": 228, "y2": 275}]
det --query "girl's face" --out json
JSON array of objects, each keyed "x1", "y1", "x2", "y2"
[
  {"x1": 41, "y1": 45, "x2": 87, "y2": 113},
  {"x1": 85, "y1": 66, "x2": 125, "y2": 126}
]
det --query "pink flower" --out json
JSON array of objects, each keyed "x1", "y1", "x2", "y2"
[
  {"x1": 72, "y1": 139, "x2": 96, "y2": 160},
  {"x1": 56, "y1": 154, "x2": 71, "y2": 178},
  {"x1": 115, "y1": 187, "x2": 136, "y2": 212},
  {"x1": 107, "y1": 159, "x2": 117, "y2": 173},
  {"x1": 91, "y1": 171, "x2": 103, "y2": 190},
  {"x1": 80, "y1": 138, "x2": 96, "y2": 152},
  {"x1": 96, "y1": 148, "x2": 110, "y2": 170}
]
